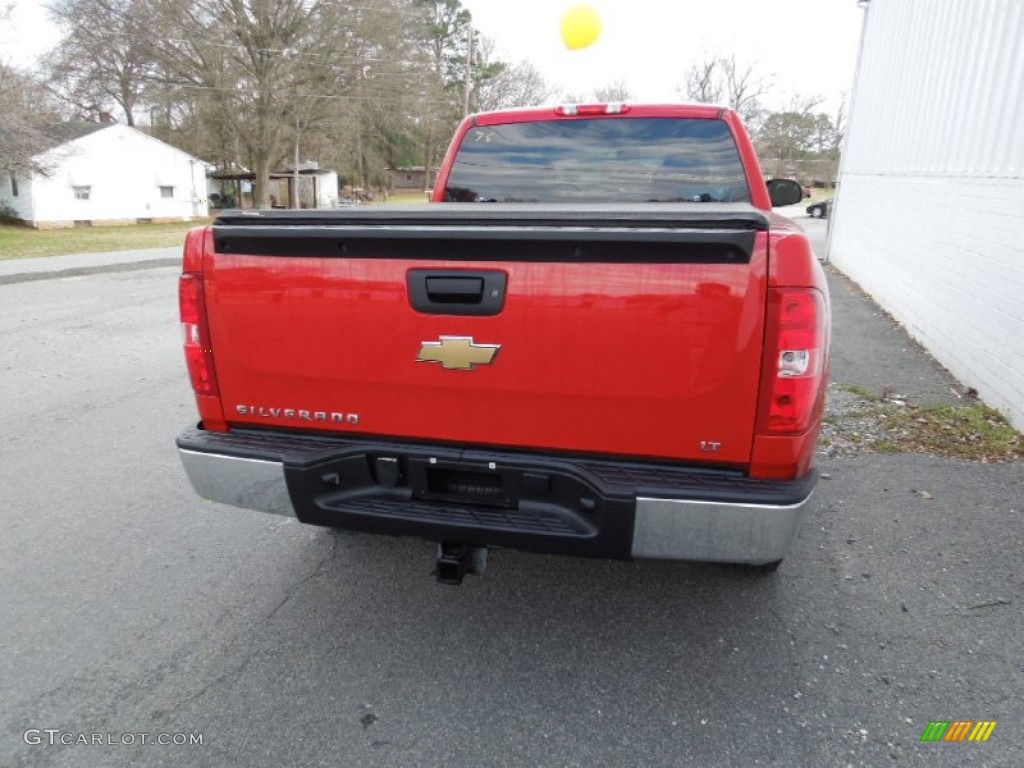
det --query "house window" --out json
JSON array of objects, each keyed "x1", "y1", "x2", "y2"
[
  {"x1": 10, "y1": 175, "x2": 17, "y2": 197},
  {"x1": 159, "y1": 186, "x2": 174, "y2": 199},
  {"x1": 73, "y1": 186, "x2": 91, "y2": 200}
]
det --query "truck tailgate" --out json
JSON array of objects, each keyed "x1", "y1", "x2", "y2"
[{"x1": 204, "y1": 205, "x2": 769, "y2": 466}]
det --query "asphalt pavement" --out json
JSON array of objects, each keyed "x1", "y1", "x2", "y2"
[{"x1": 0, "y1": 219, "x2": 1020, "y2": 767}]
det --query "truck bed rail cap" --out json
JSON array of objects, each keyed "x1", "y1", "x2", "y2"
[{"x1": 213, "y1": 203, "x2": 769, "y2": 232}]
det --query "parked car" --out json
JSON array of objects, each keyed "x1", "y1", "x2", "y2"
[{"x1": 807, "y1": 199, "x2": 832, "y2": 218}]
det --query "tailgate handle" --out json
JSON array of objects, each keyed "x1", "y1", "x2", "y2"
[
  {"x1": 408, "y1": 269, "x2": 507, "y2": 316},
  {"x1": 426, "y1": 277, "x2": 483, "y2": 303}
]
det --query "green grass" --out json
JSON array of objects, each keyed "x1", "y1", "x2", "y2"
[
  {"x1": 830, "y1": 384, "x2": 1022, "y2": 462},
  {"x1": 868, "y1": 404, "x2": 1023, "y2": 461},
  {"x1": 0, "y1": 219, "x2": 211, "y2": 261},
  {"x1": 841, "y1": 398, "x2": 1023, "y2": 461},
  {"x1": 836, "y1": 383, "x2": 877, "y2": 400}
]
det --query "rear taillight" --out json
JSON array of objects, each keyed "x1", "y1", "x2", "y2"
[
  {"x1": 758, "y1": 288, "x2": 826, "y2": 434},
  {"x1": 179, "y1": 228, "x2": 219, "y2": 397}
]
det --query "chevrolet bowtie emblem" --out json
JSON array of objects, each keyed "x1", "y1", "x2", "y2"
[{"x1": 416, "y1": 336, "x2": 500, "y2": 370}]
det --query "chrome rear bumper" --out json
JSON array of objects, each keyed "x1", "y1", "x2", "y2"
[
  {"x1": 632, "y1": 496, "x2": 810, "y2": 563},
  {"x1": 178, "y1": 428, "x2": 814, "y2": 566},
  {"x1": 179, "y1": 450, "x2": 293, "y2": 517}
]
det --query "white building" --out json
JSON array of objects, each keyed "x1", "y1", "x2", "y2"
[
  {"x1": 1, "y1": 122, "x2": 208, "y2": 228},
  {"x1": 208, "y1": 167, "x2": 340, "y2": 210},
  {"x1": 828, "y1": 0, "x2": 1024, "y2": 429}
]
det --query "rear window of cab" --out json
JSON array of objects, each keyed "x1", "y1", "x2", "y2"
[{"x1": 443, "y1": 117, "x2": 750, "y2": 204}]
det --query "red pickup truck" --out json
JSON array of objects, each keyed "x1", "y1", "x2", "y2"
[{"x1": 177, "y1": 103, "x2": 829, "y2": 582}]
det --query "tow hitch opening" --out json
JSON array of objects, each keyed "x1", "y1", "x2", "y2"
[{"x1": 436, "y1": 542, "x2": 488, "y2": 585}]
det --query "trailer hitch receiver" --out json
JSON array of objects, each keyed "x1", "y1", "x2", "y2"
[{"x1": 436, "y1": 542, "x2": 488, "y2": 585}]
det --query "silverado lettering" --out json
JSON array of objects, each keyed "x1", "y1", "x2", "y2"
[
  {"x1": 177, "y1": 103, "x2": 830, "y2": 583},
  {"x1": 235, "y1": 406, "x2": 360, "y2": 424}
]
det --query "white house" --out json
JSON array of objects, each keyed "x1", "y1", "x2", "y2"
[
  {"x1": 828, "y1": 0, "x2": 1024, "y2": 430},
  {"x1": 1, "y1": 122, "x2": 208, "y2": 228}
]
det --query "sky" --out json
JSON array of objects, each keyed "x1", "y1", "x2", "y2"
[
  {"x1": 1, "y1": 1, "x2": 63, "y2": 63},
  {"x1": 462, "y1": 0, "x2": 865, "y2": 110},
  {"x1": 2, "y1": 0, "x2": 865, "y2": 112}
]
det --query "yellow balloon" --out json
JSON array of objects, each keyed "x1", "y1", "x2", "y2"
[{"x1": 561, "y1": 4, "x2": 602, "y2": 51}]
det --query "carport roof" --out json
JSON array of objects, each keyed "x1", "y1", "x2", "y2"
[{"x1": 210, "y1": 169, "x2": 335, "y2": 180}]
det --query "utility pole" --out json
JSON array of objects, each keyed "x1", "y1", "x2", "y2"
[
  {"x1": 293, "y1": 112, "x2": 300, "y2": 209},
  {"x1": 463, "y1": 24, "x2": 474, "y2": 116}
]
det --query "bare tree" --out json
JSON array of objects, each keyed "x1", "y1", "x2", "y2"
[
  {"x1": 679, "y1": 54, "x2": 771, "y2": 127},
  {"x1": 473, "y1": 38, "x2": 553, "y2": 111},
  {"x1": 149, "y1": 0, "x2": 356, "y2": 208},
  {"x1": 721, "y1": 55, "x2": 771, "y2": 126},
  {"x1": 782, "y1": 92, "x2": 826, "y2": 115},
  {"x1": 831, "y1": 94, "x2": 847, "y2": 153},
  {"x1": 682, "y1": 59, "x2": 722, "y2": 104},
  {"x1": 45, "y1": 0, "x2": 160, "y2": 126},
  {"x1": 593, "y1": 80, "x2": 634, "y2": 103},
  {"x1": 0, "y1": 64, "x2": 63, "y2": 174},
  {"x1": 0, "y1": 4, "x2": 62, "y2": 176},
  {"x1": 34, "y1": 0, "x2": 516, "y2": 203},
  {"x1": 474, "y1": 59, "x2": 553, "y2": 110}
]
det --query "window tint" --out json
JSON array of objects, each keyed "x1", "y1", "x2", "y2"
[{"x1": 444, "y1": 118, "x2": 749, "y2": 204}]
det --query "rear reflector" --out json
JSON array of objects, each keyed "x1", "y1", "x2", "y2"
[{"x1": 758, "y1": 289, "x2": 826, "y2": 435}]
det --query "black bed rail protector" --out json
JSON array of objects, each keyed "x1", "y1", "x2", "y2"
[
  {"x1": 211, "y1": 204, "x2": 767, "y2": 263},
  {"x1": 212, "y1": 229, "x2": 756, "y2": 263}
]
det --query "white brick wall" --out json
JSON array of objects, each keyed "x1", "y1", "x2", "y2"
[
  {"x1": 829, "y1": 176, "x2": 1024, "y2": 429},
  {"x1": 828, "y1": 0, "x2": 1024, "y2": 431}
]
